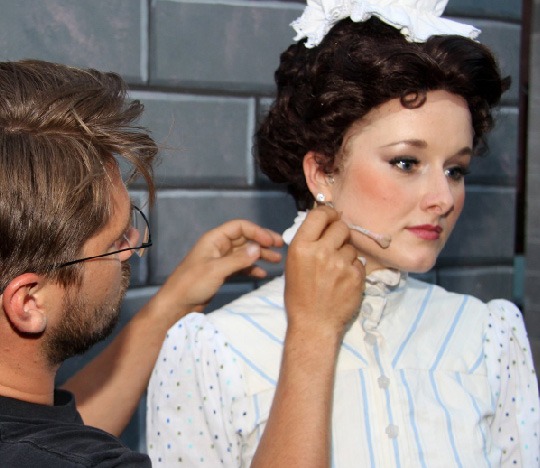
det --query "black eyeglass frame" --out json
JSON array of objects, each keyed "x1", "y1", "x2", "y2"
[{"x1": 53, "y1": 206, "x2": 153, "y2": 269}]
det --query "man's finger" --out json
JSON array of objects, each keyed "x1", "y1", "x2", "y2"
[
  {"x1": 294, "y1": 206, "x2": 340, "y2": 243},
  {"x1": 209, "y1": 220, "x2": 283, "y2": 254}
]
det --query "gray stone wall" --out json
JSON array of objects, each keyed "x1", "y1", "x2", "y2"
[
  {"x1": 0, "y1": 0, "x2": 528, "y2": 453},
  {"x1": 527, "y1": 0, "x2": 540, "y2": 384}
]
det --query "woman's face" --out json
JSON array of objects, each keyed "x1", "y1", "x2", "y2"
[{"x1": 327, "y1": 90, "x2": 473, "y2": 274}]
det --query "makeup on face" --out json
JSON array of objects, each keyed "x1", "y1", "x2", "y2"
[{"x1": 346, "y1": 223, "x2": 391, "y2": 248}]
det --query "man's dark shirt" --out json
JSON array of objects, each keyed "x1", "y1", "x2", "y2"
[{"x1": 0, "y1": 389, "x2": 151, "y2": 467}]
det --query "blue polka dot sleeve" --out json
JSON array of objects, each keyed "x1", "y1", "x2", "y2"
[
  {"x1": 146, "y1": 313, "x2": 247, "y2": 466},
  {"x1": 485, "y1": 299, "x2": 540, "y2": 467}
]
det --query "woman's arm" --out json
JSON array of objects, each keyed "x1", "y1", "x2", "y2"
[
  {"x1": 62, "y1": 220, "x2": 283, "y2": 435},
  {"x1": 252, "y1": 206, "x2": 365, "y2": 468}
]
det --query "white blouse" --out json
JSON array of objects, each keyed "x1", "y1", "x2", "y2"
[{"x1": 147, "y1": 269, "x2": 539, "y2": 467}]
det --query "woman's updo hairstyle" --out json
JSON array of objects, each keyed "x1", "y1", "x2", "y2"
[{"x1": 256, "y1": 17, "x2": 510, "y2": 210}]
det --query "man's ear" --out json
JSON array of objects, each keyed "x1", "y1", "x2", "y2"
[
  {"x1": 1, "y1": 273, "x2": 48, "y2": 334},
  {"x1": 303, "y1": 151, "x2": 334, "y2": 203}
]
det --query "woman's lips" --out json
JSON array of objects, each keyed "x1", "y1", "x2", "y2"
[{"x1": 406, "y1": 224, "x2": 442, "y2": 240}]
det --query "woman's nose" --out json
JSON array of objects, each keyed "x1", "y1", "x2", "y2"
[{"x1": 420, "y1": 171, "x2": 455, "y2": 215}]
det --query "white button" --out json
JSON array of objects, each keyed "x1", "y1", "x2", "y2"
[
  {"x1": 378, "y1": 376, "x2": 390, "y2": 389},
  {"x1": 385, "y1": 424, "x2": 399, "y2": 439},
  {"x1": 362, "y1": 302, "x2": 373, "y2": 314},
  {"x1": 364, "y1": 332, "x2": 377, "y2": 345}
]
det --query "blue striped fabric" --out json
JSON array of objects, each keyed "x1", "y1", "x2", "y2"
[{"x1": 147, "y1": 274, "x2": 540, "y2": 467}]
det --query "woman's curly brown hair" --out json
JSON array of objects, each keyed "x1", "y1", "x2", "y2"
[{"x1": 256, "y1": 17, "x2": 510, "y2": 210}]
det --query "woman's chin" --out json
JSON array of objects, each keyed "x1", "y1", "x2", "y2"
[{"x1": 401, "y1": 259, "x2": 437, "y2": 275}]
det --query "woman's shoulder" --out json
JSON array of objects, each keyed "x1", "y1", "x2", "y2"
[
  {"x1": 164, "y1": 277, "x2": 287, "y2": 381},
  {"x1": 167, "y1": 276, "x2": 286, "y2": 336},
  {"x1": 201, "y1": 276, "x2": 288, "y2": 393},
  {"x1": 206, "y1": 276, "x2": 287, "y2": 331},
  {"x1": 406, "y1": 275, "x2": 519, "y2": 316},
  {"x1": 483, "y1": 298, "x2": 533, "y2": 363},
  {"x1": 403, "y1": 276, "x2": 528, "y2": 344}
]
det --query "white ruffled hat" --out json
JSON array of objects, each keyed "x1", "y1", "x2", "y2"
[{"x1": 291, "y1": 0, "x2": 480, "y2": 48}]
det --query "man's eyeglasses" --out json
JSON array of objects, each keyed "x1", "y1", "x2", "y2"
[{"x1": 54, "y1": 206, "x2": 153, "y2": 269}]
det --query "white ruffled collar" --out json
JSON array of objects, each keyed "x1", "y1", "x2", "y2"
[{"x1": 291, "y1": 0, "x2": 480, "y2": 48}]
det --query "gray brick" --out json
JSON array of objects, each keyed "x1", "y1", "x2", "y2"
[
  {"x1": 524, "y1": 305, "x2": 540, "y2": 340},
  {"x1": 0, "y1": 0, "x2": 145, "y2": 83},
  {"x1": 150, "y1": 0, "x2": 301, "y2": 91},
  {"x1": 525, "y1": 271, "x2": 540, "y2": 317},
  {"x1": 131, "y1": 91, "x2": 255, "y2": 186},
  {"x1": 150, "y1": 190, "x2": 297, "y2": 283},
  {"x1": 446, "y1": 0, "x2": 522, "y2": 21},
  {"x1": 527, "y1": 10, "x2": 540, "y2": 318},
  {"x1": 530, "y1": 32, "x2": 540, "y2": 85},
  {"x1": 440, "y1": 186, "x2": 516, "y2": 261},
  {"x1": 468, "y1": 107, "x2": 518, "y2": 184},
  {"x1": 527, "y1": 193, "x2": 540, "y2": 238},
  {"x1": 526, "y1": 239, "x2": 540, "y2": 274},
  {"x1": 531, "y1": 337, "x2": 540, "y2": 374},
  {"x1": 526, "y1": 162, "x2": 540, "y2": 235},
  {"x1": 527, "y1": 93, "x2": 540, "y2": 154},
  {"x1": 437, "y1": 266, "x2": 514, "y2": 302}
]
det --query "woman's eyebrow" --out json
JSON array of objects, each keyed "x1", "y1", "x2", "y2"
[
  {"x1": 454, "y1": 146, "x2": 473, "y2": 157},
  {"x1": 381, "y1": 140, "x2": 473, "y2": 157},
  {"x1": 381, "y1": 139, "x2": 427, "y2": 148}
]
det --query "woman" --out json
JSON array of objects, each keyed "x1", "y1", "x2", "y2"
[{"x1": 147, "y1": 1, "x2": 539, "y2": 466}]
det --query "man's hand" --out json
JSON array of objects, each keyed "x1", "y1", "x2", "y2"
[
  {"x1": 152, "y1": 219, "x2": 283, "y2": 316},
  {"x1": 285, "y1": 205, "x2": 365, "y2": 338},
  {"x1": 252, "y1": 207, "x2": 365, "y2": 468}
]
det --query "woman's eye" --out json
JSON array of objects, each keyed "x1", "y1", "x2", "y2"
[
  {"x1": 390, "y1": 157, "x2": 418, "y2": 172},
  {"x1": 445, "y1": 165, "x2": 470, "y2": 181}
]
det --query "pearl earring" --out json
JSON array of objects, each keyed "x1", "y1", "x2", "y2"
[{"x1": 316, "y1": 193, "x2": 325, "y2": 202}]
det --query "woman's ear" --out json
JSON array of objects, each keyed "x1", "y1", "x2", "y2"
[
  {"x1": 303, "y1": 151, "x2": 334, "y2": 203},
  {"x1": 1, "y1": 273, "x2": 48, "y2": 334}
]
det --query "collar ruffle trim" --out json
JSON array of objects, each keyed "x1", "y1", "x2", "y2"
[{"x1": 291, "y1": 0, "x2": 480, "y2": 48}]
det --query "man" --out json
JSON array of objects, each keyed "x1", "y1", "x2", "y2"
[
  {"x1": 0, "y1": 59, "x2": 285, "y2": 466},
  {"x1": 0, "y1": 59, "x2": 365, "y2": 468}
]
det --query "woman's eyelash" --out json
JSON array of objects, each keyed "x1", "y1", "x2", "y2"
[
  {"x1": 389, "y1": 157, "x2": 471, "y2": 180},
  {"x1": 389, "y1": 157, "x2": 418, "y2": 171},
  {"x1": 446, "y1": 165, "x2": 471, "y2": 180}
]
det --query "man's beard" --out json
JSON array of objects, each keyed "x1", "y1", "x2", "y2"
[{"x1": 44, "y1": 262, "x2": 131, "y2": 367}]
